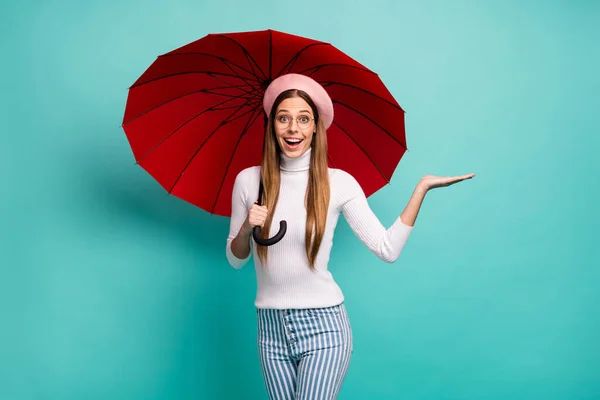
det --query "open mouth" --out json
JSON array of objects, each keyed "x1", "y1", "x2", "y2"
[{"x1": 283, "y1": 138, "x2": 304, "y2": 149}]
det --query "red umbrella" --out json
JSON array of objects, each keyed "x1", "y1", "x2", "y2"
[{"x1": 122, "y1": 29, "x2": 407, "y2": 225}]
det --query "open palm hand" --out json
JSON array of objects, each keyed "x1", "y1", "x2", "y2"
[{"x1": 419, "y1": 173, "x2": 476, "y2": 191}]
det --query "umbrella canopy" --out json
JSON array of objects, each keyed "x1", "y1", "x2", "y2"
[{"x1": 122, "y1": 29, "x2": 407, "y2": 217}]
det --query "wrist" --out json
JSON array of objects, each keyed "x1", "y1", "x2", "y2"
[
  {"x1": 415, "y1": 181, "x2": 429, "y2": 195},
  {"x1": 241, "y1": 221, "x2": 253, "y2": 237}
]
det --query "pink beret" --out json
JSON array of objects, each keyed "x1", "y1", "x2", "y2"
[{"x1": 263, "y1": 73, "x2": 334, "y2": 129}]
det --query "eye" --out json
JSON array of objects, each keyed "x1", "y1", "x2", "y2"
[
  {"x1": 299, "y1": 116, "x2": 310, "y2": 123},
  {"x1": 278, "y1": 115, "x2": 289, "y2": 123}
]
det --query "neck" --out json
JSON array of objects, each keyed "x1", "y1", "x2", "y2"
[{"x1": 280, "y1": 148, "x2": 311, "y2": 172}]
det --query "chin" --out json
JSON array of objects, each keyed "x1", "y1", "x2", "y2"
[{"x1": 279, "y1": 142, "x2": 309, "y2": 158}]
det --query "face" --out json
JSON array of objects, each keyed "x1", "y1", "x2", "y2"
[{"x1": 274, "y1": 96, "x2": 316, "y2": 158}]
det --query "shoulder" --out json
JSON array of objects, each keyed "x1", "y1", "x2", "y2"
[
  {"x1": 328, "y1": 168, "x2": 364, "y2": 206},
  {"x1": 232, "y1": 166, "x2": 260, "y2": 196},
  {"x1": 328, "y1": 168, "x2": 361, "y2": 189},
  {"x1": 235, "y1": 165, "x2": 260, "y2": 182}
]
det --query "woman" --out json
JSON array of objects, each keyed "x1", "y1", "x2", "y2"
[{"x1": 226, "y1": 74, "x2": 475, "y2": 399}]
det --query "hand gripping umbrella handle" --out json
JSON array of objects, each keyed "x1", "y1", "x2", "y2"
[
  {"x1": 252, "y1": 178, "x2": 287, "y2": 246},
  {"x1": 252, "y1": 221, "x2": 287, "y2": 246}
]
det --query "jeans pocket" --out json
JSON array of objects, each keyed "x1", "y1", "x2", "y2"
[{"x1": 306, "y1": 304, "x2": 342, "y2": 317}]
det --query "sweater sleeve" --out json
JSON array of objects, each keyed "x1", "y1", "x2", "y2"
[
  {"x1": 337, "y1": 171, "x2": 413, "y2": 263},
  {"x1": 225, "y1": 169, "x2": 253, "y2": 269}
]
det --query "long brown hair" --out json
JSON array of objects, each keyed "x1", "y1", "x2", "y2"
[{"x1": 256, "y1": 89, "x2": 330, "y2": 270}]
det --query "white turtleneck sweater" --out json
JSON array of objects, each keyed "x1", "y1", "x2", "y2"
[{"x1": 225, "y1": 148, "x2": 414, "y2": 309}]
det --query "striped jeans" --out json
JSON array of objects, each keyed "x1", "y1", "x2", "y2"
[{"x1": 256, "y1": 303, "x2": 353, "y2": 400}]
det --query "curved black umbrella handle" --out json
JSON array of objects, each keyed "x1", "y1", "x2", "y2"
[
  {"x1": 252, "y1": 220, "x2": 287, "y2": 246},
  {"x1": 253, "y1": 158, "x2": 287, "y2": 246}
]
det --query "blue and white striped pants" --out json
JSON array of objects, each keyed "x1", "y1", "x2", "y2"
[{"x1": 256, "y1": 303, "x2": 353, "y2": 400}]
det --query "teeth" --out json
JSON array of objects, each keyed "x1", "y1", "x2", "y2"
[{"x1": 285, "y1": 138, "x2": 302, "y2": 143}]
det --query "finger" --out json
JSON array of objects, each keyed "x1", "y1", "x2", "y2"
[
  {"x1": 458, "y1": 174, "x2": 475, "y2": 181},
  {"x1": 448, "y1": 174, "x2": 474, "y2": 184},
  {"x1": 442, "y1": 177, "x2": 463, "y2": 185},
  {"x1": 440, "y1": 176, "x2": 459, "y2": 184},
  {"x1": 256, "y1": 209, "x2": 268, "y2": 218},
  {"x1": 450, "y1": 174, "x2": 471, "y2": 182},
  {"x1": 251, "y1": 218, "x2": 266, "y2": 228}
]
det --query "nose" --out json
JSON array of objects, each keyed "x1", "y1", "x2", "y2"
[{"x1": 288, "y1": 118, "x2": 299, "y2": 132}]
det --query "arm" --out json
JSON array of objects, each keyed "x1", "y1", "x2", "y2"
[
  {"x1": 399, "y1": 172, "x2": 475, "y2": 226},
  {"x1": 399, "y1": 184, "x2": 428, "y2": 227},
  {"x1": 225, "y1": 172, "x2": 253, "y2": 269},
  {"x1": 340, "y1": 173, "x2": 425, "y2": 263},
  {"x1": 340, "y1": 170, "x2": 476, "y2": 263},
  {"x1": 230, "y1": 222, "x2": 253, "y2": 260}
]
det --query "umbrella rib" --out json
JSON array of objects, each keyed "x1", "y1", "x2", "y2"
[
  {"x1": 332, "y1": 120, "x2": 390, "y2": 184},
  {"x1": 275, "y1": 43, "x2": 326, "y2": 77},
  {"x1": 177, "y1": 53, "x2": 262, "y2": 98},
  {"x1": 300, "y1": 63, "x2": 376, "y2": 77},
  {"x1": 231, "y1": 84, "x2": 266, "y2": 110},
  {"x1": 218, "y1": 59, "x2": 262, "y2": 93},
  {"x1": 209, "y1": 75, "x2": 255, "y2": 95},
  {"x1": 240, "y1": 49, "x2": 264, "y2": 83},
  {"x1": 333, "y1": 100, "x2": 407, "y2": 150},
  {"x1": 123, "y1": 84, "x2": 256, "y2": 126},
  {"x1": 157, "y1": 52, "x2": 261, "y2": 84},
  {"x1": 211, "y1": 106, "x2": 264, "y2": 213},
  {"x1": 320, "y1": 81, "x2": 404, "y2": 110},
  {"x1": 327, "y1": 154, "x2": 335, "y2": 169},
  {"x1": 167, "y1": 100, "x2": 260, "y2": 194},
  {"x1": 129, "y1": 70, "x2": 258, "y2": 91},
  {"x1": 211, "y1": 103, "x2": 257, "y2": 111},
  {"x1": 216, "y1": 34, "x2": 268, "y2": 81},
  {"x1": 203, "y1": 89, "x2": 255, "y2": 101},
  {"x1": 136, "y1": 95, "x2": 255, "y2": 163}
]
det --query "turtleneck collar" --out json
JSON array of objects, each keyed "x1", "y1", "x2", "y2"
[{"x1": 280, "y1": 148, "x2": 311, "y2": 172}]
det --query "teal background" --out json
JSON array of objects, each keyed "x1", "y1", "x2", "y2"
[{"x1": 2, "y1": 0, "x2": 599, "y2": 399}]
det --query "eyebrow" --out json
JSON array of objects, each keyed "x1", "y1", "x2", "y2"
[{"x1": 277, "y1": 109, "x2": 312, "y2": 114}]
